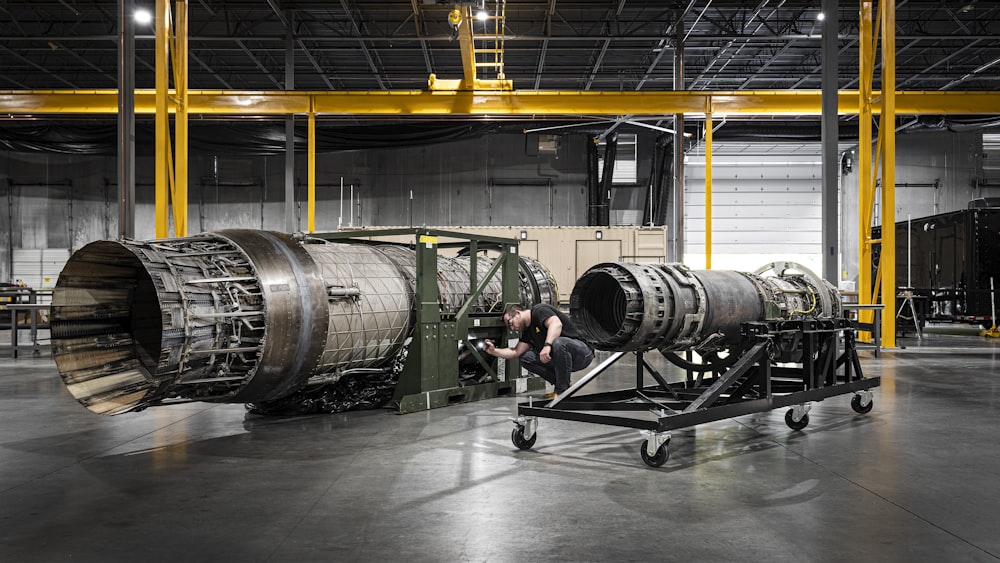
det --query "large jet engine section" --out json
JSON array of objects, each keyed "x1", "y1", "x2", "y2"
[
  {"x1": 570, "y1": 261, "x2": 841, "y2": 357},
  {"x1": 51, "y1": 229, "x2": 556, "y2": 415}
]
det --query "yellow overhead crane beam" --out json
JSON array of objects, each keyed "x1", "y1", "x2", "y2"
[{"x1": 3, "y1": 89, "x2": 1000, "y2": 116}]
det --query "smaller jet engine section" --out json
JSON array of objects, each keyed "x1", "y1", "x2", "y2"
[
  {"x1": 511, "y1": 261, "x2": 878, "y2": 467},
  {"x1": 51, "y1": 229, "x2": 557, "y2": 415},
  {"x1": 570, "y1": 261, "x2": 841, "y2": 360}
]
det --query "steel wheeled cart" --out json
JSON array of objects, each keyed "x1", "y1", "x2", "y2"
[{"x1": 511, "y1": 318, "x2": 880, "y2": 467}]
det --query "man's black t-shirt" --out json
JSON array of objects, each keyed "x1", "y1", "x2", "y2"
[{"x1": 518, "y1": 304, "x2": 585, "y2": 351}]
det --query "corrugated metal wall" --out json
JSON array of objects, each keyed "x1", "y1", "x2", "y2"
[
  {"x1": 2, "y1": 128, "x2": 997, "y2": 286},
  {"x1": 839, "y1": 129, "x2": 993, "y2": 287},
  {"x1": 0, "y1": 131, "x2": 628, "y2": 283},
  {"x1": 892, "y1": 130, "x2": 982, "y2": 218}
]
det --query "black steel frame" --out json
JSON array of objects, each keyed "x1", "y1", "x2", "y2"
[{"x1": 517, "y1": 319, "x2": 880, "y2": 432}]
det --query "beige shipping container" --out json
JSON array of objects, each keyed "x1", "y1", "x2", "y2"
[{"x1": 336, "y1": 226, "x2": 667, "y2": 306}]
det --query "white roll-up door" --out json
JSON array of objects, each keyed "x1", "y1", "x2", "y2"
[
  {"x1": 12, "y1": 248, "x2": 70, "y2": 297},
  {"x1": 684, "y1": 144, "x2": 827, "y2": 273}
]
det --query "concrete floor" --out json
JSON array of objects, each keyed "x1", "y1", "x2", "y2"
[{"x1": 1, "y1": 331, "x2": 999, "y2": 562}]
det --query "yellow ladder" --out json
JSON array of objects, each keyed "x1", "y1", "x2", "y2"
[
  {"x1": 473, "y1": 0, "x2": 507, "y2": 82},
  {"x1": 428, "y1": 1, "x2": 512, "y2": 91}
]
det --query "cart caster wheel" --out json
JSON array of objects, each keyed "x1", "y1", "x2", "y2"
[
  {"x1": 640, "y1": 439, "x2": 669, "y2": 468},
  {"x1": 785, "y1": 409, "x2": 810, "y2": 430},
  {"x1": 512, "y1": 426, "x2": 536, "y2": 450},
  {"x1": 851, "y1": 394, "x2": 874, "y2": 414}
]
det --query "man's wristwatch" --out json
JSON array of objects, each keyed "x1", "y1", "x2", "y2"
[{"x1": 542, "y1": 342, "x2": 552, "y2": 348}]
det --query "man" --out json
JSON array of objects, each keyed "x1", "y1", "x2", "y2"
[{"x1": 484, "y1": 303, "x2": 595, "y2": 398}]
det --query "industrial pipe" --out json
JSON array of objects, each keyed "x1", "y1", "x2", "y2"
[
  {"x1": 570, "y1": 261, "x2": 841, "y2": 353},
  {"x1": 51, "y1": 230, "x2": 557, "y2": 415}
]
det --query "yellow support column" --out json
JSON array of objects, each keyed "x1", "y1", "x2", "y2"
[
  {"x1": 705, "y1": 112, "x2": 713, "y2": 270},
  {"x1": 172, "y1": 0, "x2": 188, "y2": 237},
  {"x1": 881, "y1": 0, "x2": 896, "y2": 347},
  {"x1": 154, "y1": 0, "x2": 170, "y2": 238},
  {"x1": 308, "y1": 110, "x2": 316, "y2": 233},
  {"x1": 858, "y1": 0, "x2": 897, "y2": 347},
  {"x1": 857, "y1": 0, "x2": 875, "y2": 338}
]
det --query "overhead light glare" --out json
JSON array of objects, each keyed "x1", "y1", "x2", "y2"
[
  {"x1": 134, "y1": 9, "x2": 152, "y2": 25},
  {"x1": 816, "y1": 12, "x2": 825, "y2": 21},
  {"x1": 476, "y1": 10, "x2": 488, "y2": 21}
]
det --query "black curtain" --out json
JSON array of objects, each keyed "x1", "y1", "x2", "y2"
[
  {"x1": 586, "y1": 140, "x2": 599, "y2": 226},
  {"x1": 597, "y1": 133, "x2": 616, "y2": 227},
  {"x1": 0, "y1": 121, "x2": 502, "y2": 156},
  {"x1": 643, "y1": 134, "x2": 673, "y2": 226}
]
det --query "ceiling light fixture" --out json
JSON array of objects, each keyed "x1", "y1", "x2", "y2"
[
  {"x1": 816, "y1": 12, "x2": 825, "y2": 21},
  {"x1": 134, "y1": 9, "x2": 152, "y2": 25},
  {"x1": 476, "y1": 9, "x2": 488, "y2": 21}
]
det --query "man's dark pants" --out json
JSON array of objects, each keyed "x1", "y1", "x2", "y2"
[{"x1": 519, "y1": 337, "x2": 594, "y2": 394}]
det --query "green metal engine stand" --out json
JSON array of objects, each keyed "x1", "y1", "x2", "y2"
[{"x1": 316, "y1": 228, "x2": 545, "y2": 413}]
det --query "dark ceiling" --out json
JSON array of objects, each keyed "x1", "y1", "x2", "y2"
[
  {"x1": 0, "y1": 0, "x2": 998, "y2": 148},
  {"x1": 1, "y1": 0, "x2": 998, "y2": 92}
]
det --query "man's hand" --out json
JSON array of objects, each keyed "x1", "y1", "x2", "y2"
[
  {"x1": 483, "y1": 339, "x2": 496, "y2": 356},
  {"x1": 540, "y1": 345, "x2": 551, "y2": 363}
]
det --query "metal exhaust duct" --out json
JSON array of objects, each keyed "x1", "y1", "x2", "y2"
[
  {"x1": 51, "y1": 230, "x2": 557, "y2": 415},
  {"x1": 570, "y1": 261, "x2": 841, "y2": 353}
]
